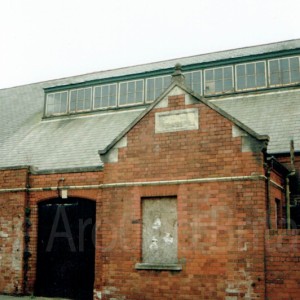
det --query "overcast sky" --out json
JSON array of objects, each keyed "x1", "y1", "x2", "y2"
[{"x1": 0, "y1": 0, "x2": 299, "y2": 89}]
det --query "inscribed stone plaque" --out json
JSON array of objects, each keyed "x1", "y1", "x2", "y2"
[{"x1": 155, "y1": 108, "x2": 199, "y2": 133}]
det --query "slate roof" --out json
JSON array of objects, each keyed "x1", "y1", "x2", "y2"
[
  {"x1": 0, "y1": 82, "x2": 144, "y2": 172},
  {"x1": 45, "y1": 39, "x2": 300, "y2": 88},
  {"x1": 212, "y1": 88, "x2": 300, "y2": 154},
  {"x1": 0, "y1": 39, "x2": 300, "y2": 172}
]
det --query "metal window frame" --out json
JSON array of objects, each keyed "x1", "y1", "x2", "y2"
[
  {"x1": 118, "y1": 79, "x2": 145, "y2": 107},
  {"x1": 268, "y1": 55, "x2": 300, "y2": 87},
  {"x1": 184, "y1": 70, "x2": 203, "y2": 96},
  {"x1": 145, "y1": 75, "x2": 171, "y2": 103},
  {"x1": 235, "y1": 60, "x2": 267, "y2": 91},
  {"x1": 69, "y1": 87, "x2": 93, "y2": 113},
  {"x1": 204, "y1": 66, "x2": 233, "y2": 95},
  {"x1": 46, "y1": 91, "x2": 69, "y2": 116},
  {"x1": 93, "y1": 83, "x2": 118, "y2": 110}
]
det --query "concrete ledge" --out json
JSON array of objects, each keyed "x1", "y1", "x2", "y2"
[{"x1": 135, "y1": 263, "x2": 182, "y2": 271}]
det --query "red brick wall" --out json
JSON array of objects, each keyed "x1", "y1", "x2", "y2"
[
  {"x1": 103, "y1": 96, "x2": 264, "y2": 183},
  {"x1": 269, "y1": 170, "x2": 286, "y2": 230},
  {"x1": 2, "y1": 92, "x2": 294, "y2": 299},
  {"x1": 96, "y1": 181, "x2": 267, "y2": 300},
  {"x1": 95, "y1": 93, "x2": 268, "y2": 299},
  {"x1": 265, "y1": 230, "x2": 300, "y2": 300},
  {"x1": 0, "y1": 168, "x2": 28, "y2": 294}
]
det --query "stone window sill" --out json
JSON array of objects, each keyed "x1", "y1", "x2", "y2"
[{"x1": 135, "y1": 263, "x2": 182, "y2": 271}]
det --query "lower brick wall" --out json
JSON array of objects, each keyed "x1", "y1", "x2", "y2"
[
  {"x1": 0, "y1": 192, "x2": 25, "y2": 294},
  {"x1": 0, "y1": 168, "x2": 27, "y2": 295},
  {"x1": 94, "y1": 181, "x2": 267, "y2": 300},
  {"x1": 265, "y1": 229, "x2": 300, "y2": 300}
]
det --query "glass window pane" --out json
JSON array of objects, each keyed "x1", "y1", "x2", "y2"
[
  {"x1": 61, "y1": 98, "x2": 67, "y2": 113},
  {"x1": 120, "y1": 83, "x2": 127, "y2": 96},
  {"x1": 193, "y1": 71, "x2": 201, "y2": 82},
  {"x1": 205, "y1": 70, "x2": 213, "y2": 81},
  {"x1": 136, "y1": 80, "x2": 144, "y2": 92},
  {"x1": 147, "y1": 89, "x2": 155, "y2": 102},
  {"x1": 61, "y1": 92, "x2": 68, "y2": 102},
  {"x1": 102, "y1": 96, "x2": 109, "y2": 107},
  {"x1": 282, "y1": 71, "x2": 290, "y2": 84},
  {"x1": 215, "y1": 69, "x2": 223, "y2": 80},
  {"x1": 256, "y1": 73, "x2": 266, "y2": 86},
  {"x1": 246, "y1": 63, "x2": 255, "y2": 75},
  {"x1": 147, "y1": 78, "x2": 154, "y2": 89},
  {"x1": 94, "y1": 87, "x2": 101, "y2": 98},
  {"x1": 215, "y1": 80, "x2": 223, "y2": 92},
  {"x1": 280, "y1": 59, "x2": 289, "y2": 71},
  {"x1": 271, "y1": 73, "x2": 280, "y2": 85},
  {"x1": 185, "y1": 73, "x2": 191, "y2": 86},
  {"x1": 128, "y1": 82, "x2": 135, "y2": 94},
  {"x1": 78, "y1": 89, "x2": 84, "y2": 100},
  {"x1": 236, "y1": 65, "x2": 245, "y2": 77},
  {"x1": 109, "y1": 85, "x2": 117, "y2": 106},
  {"x1": 269, "y1": 60, "x2": 279, "y2": 73},
  {"x1": 136, "y1": 91, "x2": 143, "y2": 102},
  {"x1": 70, "y1": 91, "x2": 77, "y2": 111},
  {"x1": 224, "y1": 67, "x2": 232, "y2": 78},
  {"x1": 155, "y1": 78, "x2": 163, "y2": 91},
  {"x1": 256, "y1": 62, "x2": 265, "y2": 75},
  {"x1": 147, "y1": 78, "x2": 154, "y2": 101},
  {"x1": 224, "y1": 79, "x2": 232, "y2": 91},
  {"x1": 77, "y1": 100, "x2": 84, "y2": 110},
  {"x1": 247, "y1": 75, "x2": 255, "y2": 88},
  {"x1": 237, "y1": 76, "x2": 245, "y2": 90},
  {"x1": 54, "y1": 93, "x2": 61, "y2": 102},
  {"x1": 86, "y1": 88, "x2": 92, "y2": 98},
  {"x1": 84, "y1": 99, "x2": 91, "y2": 110},
  {"x1": 291, "y1": 69, "x2": 300, "y2": 83},
  {"x1": 102, "y1": 86, "x2": 109, "y2": 97},
  {"x1": 47, "y1": 94, "x2": 55, "y2": 106},
  {"x1": 110, "y1": 85, "x2": 117, "y2": 96},
  {"x1": 47, "y1": 104, "x2": 54, "y2": 115},
  {"x1": 109, "y1": 96, "x2": 116, "y2": 106}
]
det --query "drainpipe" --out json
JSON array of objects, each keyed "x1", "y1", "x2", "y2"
[
  {"x1": 23, "y1": 167, "x2": 31, "y2": 294},
  {"x1": 265, "y1": 163, "x2": 272, "y2": 229},
  {"x1": 286, "y1": 177, "x2": 291, "y2": 229},
  {"x1": 286, "y1": 140, "x2": 296, "y2": 229}
]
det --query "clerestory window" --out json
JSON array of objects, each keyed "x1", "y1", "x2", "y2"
[
  {"x1": 269, "y1": 56, "x2": 300, "y2": 86},
  {"x1": 46, "y1": 91, "x2": 68, "y2": 116},
  {"x1": 146, "y1": 75, "x2": 171, "y2": 102},
  {"x1": 204, "y1": 66, "x2": 233, "y2": 95},
  {"x1": 69, "y1": 87, "x2": 92, "y2": 113},
  {"x1": 236, "y1": 61, "x2": 266, "y2": 91},
  {"x1": 119, "y1": 79, "x2": 144, "y2": 106},
  {"x1": 93, "y1": 83, "x2": 117, "y2": 109},
  {"x1": 185, "y1": 70, "x2": 202, "y2": 95}
]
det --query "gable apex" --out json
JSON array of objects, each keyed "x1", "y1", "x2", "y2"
[{"x1": 99, "y1": 72, "x2": 269, "y2": 158}]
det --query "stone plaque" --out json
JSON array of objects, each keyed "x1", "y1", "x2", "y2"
[{"x1": 155, "y1": 108, "x2": 199, "y2": 133}]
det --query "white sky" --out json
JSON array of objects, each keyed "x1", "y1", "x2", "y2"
[{"x1": 0, "y1": 0, "x2": 299, "y2": 89}]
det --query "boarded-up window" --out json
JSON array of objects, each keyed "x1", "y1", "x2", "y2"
[{"x1": 142, "y1": 197, "x2": 177, "y2": 264}]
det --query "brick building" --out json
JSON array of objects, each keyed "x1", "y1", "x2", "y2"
[{"x1": 0, "y1": 39, "x2": 300, "y2": 300}]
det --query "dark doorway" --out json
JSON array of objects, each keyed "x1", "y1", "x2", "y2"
[{"x1": 35, "y1": 198, "x2": 96, "y2": 300}]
